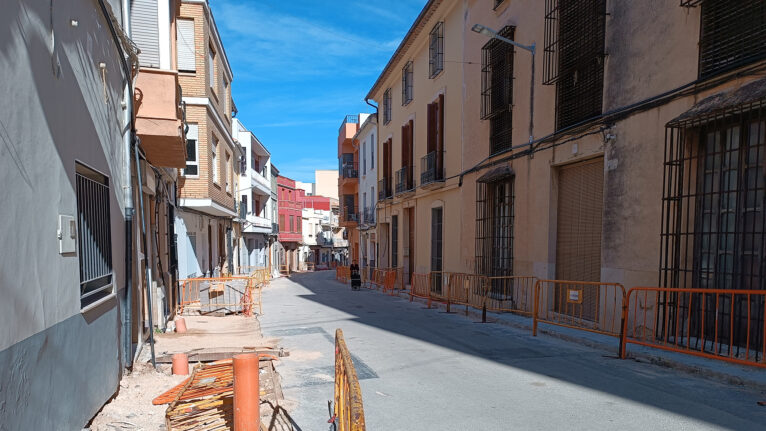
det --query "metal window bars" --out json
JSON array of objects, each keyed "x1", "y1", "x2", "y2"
[
  {"x1": 383, "y1": 89, "x2": 392, "y2": 124},
  {"x1": 378, "y1": 178, "x2": 392, "y2": 200},
  {"x1": 429, "y1": 22, "x2": 444, "y2": 78},
  {"x1": 401, "y1": 61, "x2": 414, "y2": 105},
  {"x1": 548, "y1": 0, "x2": 607, "y2": 130},
  {"x1": 698, "y1": 0, "x2": 766, "y2": 79},
  {"x1": 340, "y1": 153, "x2": 358, "y2": 179},
  {"x1": 76, "y1": 165, "x2": 114, "y2": 308},
  {"x1": 475, "y1": 177, "x2": 515, "y2": 282},
  {"x1": 661, "y1": 99, "x2": 766, "y2": 360},
  {"x1": 481, "y1": 26, "x2": 515, "y2": 155}
]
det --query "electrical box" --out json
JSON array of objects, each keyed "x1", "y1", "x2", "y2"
[{"x1": 58, "y1": 214, "x2": 77, "y2": 254}]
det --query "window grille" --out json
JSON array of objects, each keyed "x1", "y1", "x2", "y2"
[
  {"x1": 429, "y1": 22, "x2": 444, "y2": 78},
  {"x1": 475, "y1": 175, "x2": 514, "y2": 278},
  {"x1": 698, "y1": 0, "x2": 766, "y2": 79},
  {"x1": 392, "y1": 215, "x2": 399, "y2": 268},
  {"x1": 383, "y1": 89, "x2": 392, "y2": 124},
  {"x1": 402, "y1": 61, "x2": 414, "y2": 105},
  {"x1": 481, "y1": 26, "x2": 515, "y2": 155},
  {"x1": 545, "y1": 0, "x2": 607, "y2": 130},
  {"x1": 662, "y1": 102, "x2": 766, "y2": 360},
  {"x1": 76, "y1": 163, "x2": 113, "y2": 309},
  {"x1": 431, "y1": 207, "x2": 443, "y2": 271}
]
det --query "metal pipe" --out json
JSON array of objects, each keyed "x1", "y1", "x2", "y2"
[{"x1": 134, "y1": 141, "x2": 157, "y2": 368}]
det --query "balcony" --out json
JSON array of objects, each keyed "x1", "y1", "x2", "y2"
[
  {"x1": 338, "y1": 115, "x2": 359, "y2": 145},
  {"x1": 395, "y1": 165, "x2": 415, "y2": 195},
  {"x1": 420, "y1": 151, "x2": 445, "y2": 188},
  {"x1": 134, "y1": 69, "x2": 186, "y2": 168},
  {"x1": 250, "y1": 170, "x2": 271, "y2": 196},
  {"x1": 362, "y1": 206, "x2": 376, "y2": 226},
  {"x1": 378, "y1": 178, "x2": 392, "y2": 200},
  {"x1": 341, "y1": 162, "x2": 359, "y2": 179},
  {"x1": 244, "y1": 214, "x2": 272, "y2": 234}
]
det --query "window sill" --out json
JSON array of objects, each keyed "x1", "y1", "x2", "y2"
[
  {"x1": 80, "y1": 289, "x2": 116, "y2": 314},
  {"x1": 178, "y1": 71, "x2": 196, "y2": 76},
  {"x1": 402, "y1": 99, "x2": 413, "y2": 107}
]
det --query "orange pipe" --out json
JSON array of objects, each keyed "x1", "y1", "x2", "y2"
[
  {"x1": 175, "y1": 317, "x2": 187, "y2": 333},
  {"x1": 172, "y1": 353, "x2": 189, "y2": 375},
  {"x1": 233, "y1": 353, "x2": 260, "y2": 431}
]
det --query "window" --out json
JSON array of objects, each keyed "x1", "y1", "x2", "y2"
[
  {"x1": 431, "y1": 207, "x2": 443, "y2": 272},
  {"x1": 131, "y1": 0, "x2": 160, "y2": 67},
  {"x1": 208, "y1": 45, "x2": 216, "y2": 90},
  {"x1": 494, "y1": 0, "x2": 506, "y2": 9},
  {"x1": 362, "y1": 141, "x2": 367, "y2": 175},
  {"x1": 224, "y1": 79, "x2": 230, "y2": 115},
  {"x1": 476, "y1": 175, "x2": 514, "y2": 278},
  {"x1": 371, "y1": 133, "x2": 375, "y2": 168},
  {"x1": 177, "y1": 18, "x2": 195, "y2": 72},
  {"x1": 290, "y1": 215, "x2": 294, "y2": 232},
  {"x1": 225, "y1": 151, "x2": 231, "y2": 193},
  {"x1": 429, "y1": 22, "x2": 444, "y2": 78},
  {"x1": 241, "y1": 195, "x2": 248, "y2": 217},
  {"x1": 481, "y1": 26, "x2": 515, "y2": 155},
  {"x1": 279, "y1": 214, "x2": 285, "y2": 231},
  {"x1": 423, "y1": 94, "x2": 445, "y2": 184},
  {"x1": 397, "y1": 120, "x2": 414, "y2": 193},
  {"x1": 391, "y1": 215, "x2": 398, "y2": 268},
  {"x1": 212, "y1": 137, "x2": 219, "y2": 183},
  {"x1": 699, "y1": 1, "x2": 766, "y2": 79},
  {"x1": 383, "y1": 89, "x2": 392, "y2": 124},
  {"x1": 76, "y1": 163, "x2": 113, "y2": 309},
  {"x1": 543, "y1": 0, "x2": 607, "y2": 130},
  {"x1": 184, "y1": 124, "x2": 199, "y2": 176},
  {"x1": 662, "y1": 106, "x2": 766, "y2": 359},
  {"x1": 401, "y1": 61, "x2": 414, "y2": 105}
]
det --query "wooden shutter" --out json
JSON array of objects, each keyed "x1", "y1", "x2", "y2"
[
  {"x1": 437, "y1": 94, "x2": 445, "y2": 177},
  {"x1": 427, "y1": 102, "x2": 436, "y2": 154},
  {"x1": 408, "y1": 120, "x2": 414, "y2": 185},
  {"x1": 131, "y1": 0, "x2": 160, "y2": 67},
  {"x1": 177, "y1": 19, "x2": 196, "y2": 72},
  {"x1": 556, "y1": 158, "x2": 604, "y2": 320}
]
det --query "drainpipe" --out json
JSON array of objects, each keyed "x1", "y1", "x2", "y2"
[{"x1": 135, "y1": 142, "x2": 157, "y2": 368}]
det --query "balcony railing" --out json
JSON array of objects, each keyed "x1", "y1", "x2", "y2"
[
  {"x1": 363, "y1": 206, "x2": 376, "y2": 225},
  {"x1": 343, "y1": 211, "x2": 359, "y2": 223},
  {"x1": 272, "y1": 223, "x2": 279, "y2": 234},
  {"x1": 341, "y1": 163, "x2": 358, "y2": 179},
  {"x1": 420, "y1": 151, "x2": 445, "y2": 185},
  {"x1": 395, "y1": 165, "x2": 415, "y2": 195},
  {"x1": 339, "y1": 114, "x2": 359, "y2": 132},
  {"x1": 378, "y1": 178, "x2": 392, "y2": 200}
]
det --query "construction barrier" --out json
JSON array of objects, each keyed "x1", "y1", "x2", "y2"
[
  {"x1": 332, "y1": 329, "x2": 366, "y2": 431},
  {"x1": 177, "y1": 275, "x2": 266, "y2": 316},
  {"x1": 336, "y1": 266, "x2": 350, "y2": 283},
  {"x1": 409, "y1": 273, "x2": 431, "y2": 303},
  {"x1": 444, "y1": 273, "x2": 488, "y2": 313},
  {"x1": 306, "y1": 262, "x2": 316, "y2": 271},
  {"x1": 621, "y1": 287, "x2": 766, "y2": 368},
  {"x1": 485, "y1": 276, "x2": 537, "y2": 316},
  {"x1": 280, "y1": 264, "x2": 290, "y2": 276},
  {"x1": 533, "y1": 280, "x2": 626, "y2": 338}
]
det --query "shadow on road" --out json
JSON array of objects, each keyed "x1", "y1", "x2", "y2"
[{"x1": 282, "y1": 271, "x2": 765, "y2": 430}]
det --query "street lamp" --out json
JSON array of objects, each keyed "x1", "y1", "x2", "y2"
[{"x1": 471, "y1": 24, "x2": 536, "y2": 146}]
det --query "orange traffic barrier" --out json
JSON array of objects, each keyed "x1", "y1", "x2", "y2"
[
  {"x1": 336, "y1": 266, "x2": 350, "y2": 283},
  {"x1": 621, "y1": 287, "x2": 766, "y2": 368},
  {"x1": 409, "y1": 272, "x2": 431, "y2": 303},
  {"x1": 444, "y1": 273, "x2": 487, "y2": 314},
  {"x1": 332, "y1": 329, "x2": 366, "y2": 430},
  {"x1": 177, "y1": 275, "x2": 266, "y2": 316},
  {"x1": 172, "y1": 353, "x2": 189, "y2": 375},
  {"x1": 485, "y1": 276, "x2": 537, "y2": 316},
  {"x1": 533, "y1": 280, "x2": 626, "y2": 338},
  {"x1": 233, "y1": 354, "x2": 260, "y2": 431}
]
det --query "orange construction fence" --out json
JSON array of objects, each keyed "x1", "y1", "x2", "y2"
[
  {"x1": 621, "y1": 287, "x2": 766, "y2": 368},
  {"x1": 533, "y1": 280, "x2": 626, "y2": 338},
  {"x1": 177, "y1": 274, "x2": 266, "y2": 316},
  {"x1": 332, "y1": 329, "x2": 366, "y2": 430}
]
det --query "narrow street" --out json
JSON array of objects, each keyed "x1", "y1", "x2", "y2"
[{"x1": 262, "y1": 271, "x2": 766, "y2": 431}]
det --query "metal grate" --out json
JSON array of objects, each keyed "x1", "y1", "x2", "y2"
[
  {"x1": 680, "y1": 0, "x2": 703, "y2": 6},
  {"x1": 662, "y1": 103, "x2": 766, "y2": 359},
  {"x1": 378, "y1": 178, "x2": 392, "y2": 200},
  {"x1": 543, "y1": 0, "x2": 560, "y2": 84},
  {"x1": 429, "y1": 22, "x2": 444, "y2": 78},
  {"x1": 431, "y1": 207, "x2": 443, "y2": 271},
  {"x1": 395, "y1": 165, "x2": 414, "y2": 194},
  {"x1": 699, "y1": 0, "x2": 766, "y2": 79},
  {"x1": 421, "y1": 151, "x2": 444, "y2": 185},
  {"x1": 475, "y1": 177, "x2": 514, "y2": 278},
  {"x1": 392, "y1": 215, "x2": 399, "y2": 268},
  {"x1": 76, "y1": 163, "x2": 113, "y2": 308},
  {"x1": 481, "y1": 26, "x2": 515, "y2": 155},
  {"x1": 551, "y1": 0, "x2": 607, "y2": 130},
  {"x1": 402, "y1": 61, "x2": 414, "y2": 105},
  {"x1": 383, "y1": 88, "x2": 392, "y2": 124}
]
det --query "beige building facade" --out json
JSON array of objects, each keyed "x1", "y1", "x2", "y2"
[{"x1": 370, "y1": 0, "x2": 766, "y2": 341}]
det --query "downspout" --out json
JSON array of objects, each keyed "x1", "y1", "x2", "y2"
[{"x1": 135, "y1": 142, "x2": 157, "y2": 368}]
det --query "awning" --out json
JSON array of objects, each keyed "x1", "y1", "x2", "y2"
[
  {"x1": 477, "y1": 164, "x2": 514, "y2": 183},
  {"x1": 667, "y1": 77, "x2": 766, "y2": 128}
]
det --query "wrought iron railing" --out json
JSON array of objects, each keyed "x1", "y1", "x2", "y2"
[
  {"x1": 420, "y1": 151, "x2": 444, "y2": 185},
  {"x1": 395, "y1": 166, "x2": 414, "y2": 194},
  {"x1": 378, "y1": 178, "x2": 392, "y2": 200}
]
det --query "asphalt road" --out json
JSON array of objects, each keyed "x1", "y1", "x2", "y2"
[{"x1": 260, "y1": 271, "x2": 766, "y2": 431}]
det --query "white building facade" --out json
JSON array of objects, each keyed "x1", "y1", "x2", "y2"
[
  {"x1": 356, "y1": 114, "x2": 378, "y2": 272},
  {"x1": 234, "y1": 118, "x2": 274, "y2": 271}
]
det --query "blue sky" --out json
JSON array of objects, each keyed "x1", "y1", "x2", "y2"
[{"x1": 209, "y1": 0, "x2": 426, "y2": 182}]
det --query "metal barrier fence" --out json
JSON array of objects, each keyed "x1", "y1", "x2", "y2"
[
  {"x1": 410, "y1": 273, "x2": 431, "y2": 303},
  {"x1": 306, "y1": 262, "x2": 316, "y2": 271},
  {"x1": 533, "y1": 280, "x2": 626, "y2": 338},
  {"x1": 336, "y1": 266, "x2": 350, "y2": 283},
  {"x1": 485, "y1": 276, "x2": 537, "y2": 316},
  {"x1": 332, "y1": 328, "x2": 366, "y2": 431},
  {"x1": 621, "y1": 287, "x2": 766, "y2": 368},
  {"x1": 177, "y1": 275, "x2": 265, "y2": 316}
]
